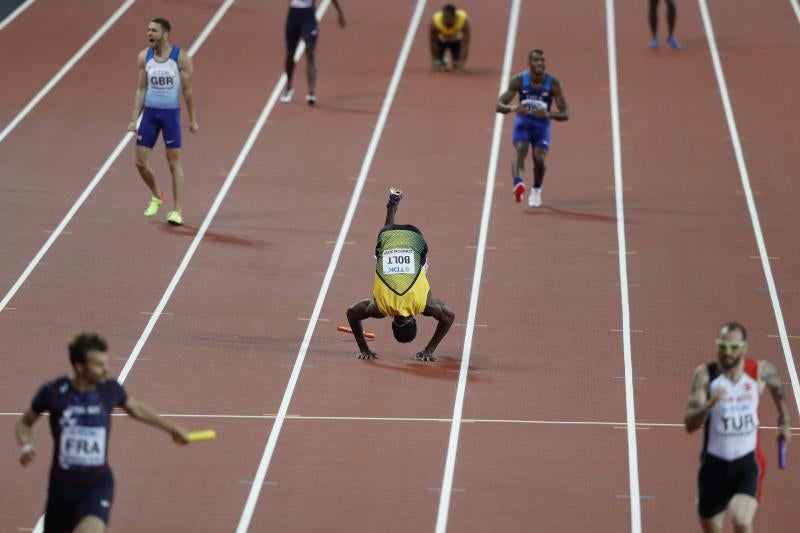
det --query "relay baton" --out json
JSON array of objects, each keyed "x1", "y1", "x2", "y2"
[
  {"x1": 778, "y1": 418, "x2": 787, "y2": 469},
  {"x1": 337, "y1": 325, "x2": 375, "y2": 339},
  {"x1": 174, "y1": 429, "x2": 216, "y2": 444}
]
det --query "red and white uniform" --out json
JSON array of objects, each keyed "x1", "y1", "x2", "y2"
[{"x1": 704, "y1": 358, "x2": 761, "y2": 460}]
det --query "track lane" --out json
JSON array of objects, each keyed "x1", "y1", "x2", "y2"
[
  {"x1": 443, "y1": 1, "x2": 632, "y2": 531},
  {"x1": 0, "y1": 0, "x2": 119, "y2": 124},
  {"x1": 615, "y1": 0, "x2": 799, "y2": 529}
]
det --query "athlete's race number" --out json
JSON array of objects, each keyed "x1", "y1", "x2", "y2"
[{"x1": 382, "y1": 249, "x2": 415, "y2": 274}]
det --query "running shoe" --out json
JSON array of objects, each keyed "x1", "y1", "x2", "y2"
[
  {"x1": 667, "y1": 36, "x2": 681, "y2": 49},
  {"x1": 166, "y1": 210, "x2": 183, "y2": 226},
  {"x1": 528, "y1": 188, "x2": 542, "y2": 208},
  {"x1": 649, "y1": 38, "x2": 659, "y2": 49},
  {"x1": 513, "y1": 181, "x2": 525, "y2": 203},
  {"x1": 306, "y1": 93, "x2": 317, "y2": 106},
  {"x1": 388, "y1": 187, "x2": 403, "y2": 205},
  {"x1": 144, "y1": 193, "x2": 165, "y2": 217},
  {"x1": 279, "y1": 87, "x2": 294, "y2": 103}
]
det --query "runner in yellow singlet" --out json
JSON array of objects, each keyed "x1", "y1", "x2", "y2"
[
  {"x1": 346, "y1": 188, "x2": 455, "y2": 362},
  {"x1": 429, "y1": 4, "x2": 470, "y2": 72}
]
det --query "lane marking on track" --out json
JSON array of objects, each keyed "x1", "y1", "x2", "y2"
[
  {"x1": 0, "y1": 0, "x2": 235, "y2": 318},
  {"x1": 698, "y1": 0, "x2": 800, "y2": 421},
  {"x1": 434, "y1": 1, "x2": 520, "y2": 532},
  {"x1": 606, "y1": 1, "x2": 642, "y2": 531},
  {"x1": 1, "y1": 411, "x2": 796, "y2": 431},
  {"x1": 0, "y1": 0, "x2": 36, "y2": 32},
  {"x1": 235, "y1": 2, "x2": 428, "y2": 531},
  {"x1": 791, "y1": 0, "x2": 800, "y2": 25},
  {"x1": 0, "y1": 0, "x2": 135, "y2": 144},
  {"x1": 750, "y1": 256, "x2": 779, "y2": 260},
  {"x1": 768, "y1": 334, "x2": 800, "y2": 340}
]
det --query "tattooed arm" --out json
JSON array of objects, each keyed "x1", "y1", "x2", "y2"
[
  {"x1": 684, "y1": 364, "x2": 724, "y2": 433},
  {"x1": 760, "y1": 360, "x2": 792, "y2": 444}
]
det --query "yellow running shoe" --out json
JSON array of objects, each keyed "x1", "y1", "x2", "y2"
[
  {"x1": 166, "y1": 210, "x2": 183, "y2": 226},
  {"x1": 144, "y1": 193, "x2": 164, "y2": 217}
]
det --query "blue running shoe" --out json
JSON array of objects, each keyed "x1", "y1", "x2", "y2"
[
  {"x1": 667, "y1": 36, "x2": 681, "y2": 49},
  {"x1": 649, "y1": 38, "x2": 659, "y2": 49}
]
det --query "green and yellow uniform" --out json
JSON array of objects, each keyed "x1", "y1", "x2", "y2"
[
  {"x1": 372, "y1": 224, "x2": 429, "y2": 317},
  {"x1": 432, "y1": 8, "x2": 468, "y2": 42}
]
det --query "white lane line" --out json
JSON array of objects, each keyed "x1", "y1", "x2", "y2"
[
  {"x1": 791, "y1": 0, "x2": 800, "y2": 25},
  {"x1": 235, "y1": 1, "x2": 428, "y2": 531},
  {"x1": 0, "y1": 0, "x2": 234, "y2": 316},
  {"x1": 28, "y1": 3, "x2": 237, "y2": 532},
  {"x1": 698, "y1": 0, "x2": 800, "y2": 418},
  {"x1": 434, "y1": 1, "x2": 519, "y2": 532},
  {"x1": 0, "y1": 0, "x2": 135, "y2": 144},
  {"x1": 0, "y1": 0, "x2": 36, "y2": 31},
  {"x1": 606, "y1": 1, "x2": 641, "y2": 531},
  {"x1": 2, "y1": 411, "x2": 795, "y2": 431}
]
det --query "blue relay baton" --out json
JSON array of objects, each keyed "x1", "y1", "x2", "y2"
[{"x1": 778, "y1": 418, "x2": 787, "y2": 469}]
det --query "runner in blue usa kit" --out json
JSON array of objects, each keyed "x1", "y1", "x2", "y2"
[
  {"x1": 128, "y1": 17, "x2": 199, "y2": 226},
  {"x1": 16, "y1": 333, "x2": 189, "y2": 533},
  {"x1": 496, "y1": 49, "x2": 569, "y2": 208},
  {"x1": 279, "y1": 0, "x2": 346, "y2": 105}
]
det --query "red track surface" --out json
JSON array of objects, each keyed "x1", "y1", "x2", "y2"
[{"x1": 0, "y1": 0, "x2": 797, "y2": 531}]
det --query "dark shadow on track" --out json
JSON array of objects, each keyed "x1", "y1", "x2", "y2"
[
  {"x1": 362, "y1": 355, "x2": 481, "y2": 382},
  {"x1": 159, "y1": 224, "x2": 269, "y2": 248},
  {"x1": 524, "y1": 206, "x2": 617, "y2": 223}
]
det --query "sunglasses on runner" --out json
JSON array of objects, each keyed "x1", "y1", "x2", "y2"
[{"x1": 715, "y1": 339, "x2": 748, "y2": 350}]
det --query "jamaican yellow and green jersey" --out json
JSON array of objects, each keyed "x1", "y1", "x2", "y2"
[
  {"x1": 432, "y1": 9, "x2": 468, "y2": 42},
  {"x1": 374, "y1": 224, "x2": 428, "y2": 296}
]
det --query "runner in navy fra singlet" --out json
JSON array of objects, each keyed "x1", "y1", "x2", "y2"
[
  {"x1": 16, "y1": 333, "x2": 190, "y2": 533},
  {"x1": 280, "y1": 0, "x2": 347, "y2": 105},
  {"x1": 496, "y1": 49, "x2": 569, "y2": 208},
  {"x1": 684, "y1": 322, "x2": 791, "y2": 532}
]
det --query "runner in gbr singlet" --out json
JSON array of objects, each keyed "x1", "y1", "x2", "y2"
[
  {"x1": 128, "y1": 17, "x2": 198, "y2": 226},
  {"x1": 139, "y1": 44, "x2": 182, "y2": 149}
]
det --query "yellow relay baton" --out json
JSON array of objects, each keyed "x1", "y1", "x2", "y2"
[{"x1": 174, "y1": 429, "x2": 216, "y2": 444}]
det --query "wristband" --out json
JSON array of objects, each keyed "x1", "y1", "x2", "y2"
[{"x1": 20, "y1": 443, "x2": 34, "y2": 456}]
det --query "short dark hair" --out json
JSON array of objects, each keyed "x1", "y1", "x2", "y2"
[
  {"x1": 69, "y1": 333, "x2": 108, "y2": 366},
  {"x1": 151, "y1": 17, "x2": 171, "y2": 32},
  {"x1": 529, "y1": 49, "x2": 545, "y2": 60},
  {"x1": 392, "y1": 316, "x2": 417, "y2": 343},
  {"x1": 719, "y1": 322, "x2": 747, "y2": 341},
  {"x1": 443, "y1": 4, "x2": 457, "y2": 15}
]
